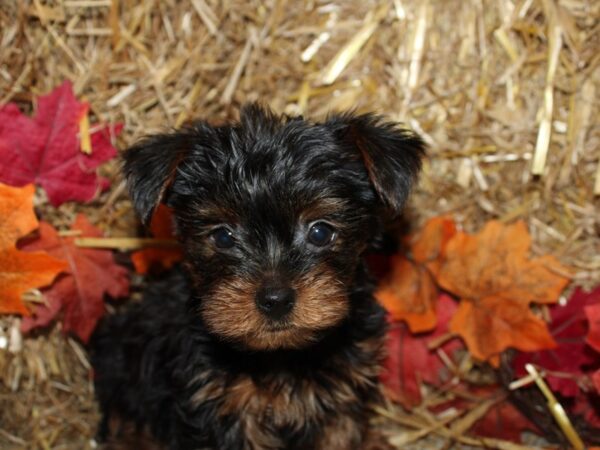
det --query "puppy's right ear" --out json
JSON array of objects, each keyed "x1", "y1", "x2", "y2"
[
  {"x1": 325, "y1": 113, "x2": 425, "y2": 216},
  {"x1": 123, "y1": 132, "x2": 192, "y2": 225}
]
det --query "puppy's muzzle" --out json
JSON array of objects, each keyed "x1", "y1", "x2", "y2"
[{"x1": 255, "y1": 284, "x2": 295, "y2": 320}]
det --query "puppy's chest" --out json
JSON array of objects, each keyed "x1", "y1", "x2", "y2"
[
  {"x1": 190, "y1": 370, "x2": 360, "y2": 425},
  {"x1": 187, "y1": 345, "x2": 382, "y2": 429}
]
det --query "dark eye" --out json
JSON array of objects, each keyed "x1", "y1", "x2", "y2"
[
  {"x1": 211, "y1": 227, "x2": 235, "y2": 249},
  {"x1": 307, "y1": 222, "x2": 336, "y2": 247}
]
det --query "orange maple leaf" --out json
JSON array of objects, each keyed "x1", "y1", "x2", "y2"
[
  {"x1": 376, "y1": 216, "x2": 456, "y2": 332},
  {"x1": 131, "y1": 204, "x2": 182, "y2": 274},
  {"x1": 431, "y1": 220, "x2": 570, "y2": 363},
  {"x1": 0, "y1": 183, "x2": 67, "y2": 315}
]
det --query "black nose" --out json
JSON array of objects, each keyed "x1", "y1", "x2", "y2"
[{"x1": 255, "y1": 286, "x2": 295, "y2": 320}]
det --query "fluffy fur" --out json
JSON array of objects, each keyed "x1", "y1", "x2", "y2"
[{"x1": 90, "y1": 104, "x2": 425, "y2": 449}]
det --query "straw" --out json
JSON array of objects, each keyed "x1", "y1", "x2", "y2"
[
  {"x1": 0, "y1": 0, "x2": 598, "y2": 447},
  {"x1": 531, "y1": 1, "x2": 562, "y2": 176},
  {"x1": 524, "y1": 364, "x2": 585, "y2": 450}
]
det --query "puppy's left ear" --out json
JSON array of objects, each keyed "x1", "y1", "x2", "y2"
[
  {"x1": 328, "y1": 113, "x2": 426, "y2": 214},
  {"x1": 123, "y1": 131, "x2": 193, "y2": 225}
]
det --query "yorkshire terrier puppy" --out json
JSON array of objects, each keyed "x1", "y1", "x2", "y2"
[{"x1": 90, "y1": 104, "x2": 424, "y2": 449}]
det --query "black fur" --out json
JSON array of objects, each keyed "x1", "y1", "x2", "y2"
[
  {"x1": 92, "y1": 268, "x2": 386, "y2": 449},
  {"x1": 90, "y1": 104, "x2": 425, "y2": 450}
]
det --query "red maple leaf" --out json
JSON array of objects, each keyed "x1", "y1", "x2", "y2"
[
  {"x1": 431, "y1": 385, "x2": 540, "y2": 442},
  {"x1": 513, "y1": 287, "x2": 600, "y2": 397},
  {"x1": 0, "y1": 81, "x2": 121, "y2": 206},
  {"x1": 472, "y1": 399, "x2": 539, "y2": 442},
  {"x1": 586, "y1": 300, "x2": 600, "y2": 354},
  {"x1": 573, "y1": 390, "x2": 600, "y2": 429},
  {"x1": 593, "y1": 370, "x2": 600, "y2": 394},
  {"x1": 380, "y1": 294, "x2": 463, "y2": 408},
  {"x1": 21, "y1": 215, "x2": 129, "y2": 342}
]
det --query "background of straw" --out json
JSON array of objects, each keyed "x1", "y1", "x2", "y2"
[{"x1": 0, "y1": 0, "x2": 598, "y2": 448}]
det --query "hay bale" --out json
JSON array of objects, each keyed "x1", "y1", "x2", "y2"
[{"x1": 0, "y1": 0, "x2": 598, "y2": 447}]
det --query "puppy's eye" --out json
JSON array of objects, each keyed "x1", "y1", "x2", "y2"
[
  {"x1": 211, "y1": 227, "x2": 235, "y2": 249},
  {"x1": 307, "y1": 222, "x2": 336, "y2": 247}
]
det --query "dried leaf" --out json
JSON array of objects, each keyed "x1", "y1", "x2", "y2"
[
  {"x1": 429, "y1": 384, "x2": 541, "y2": 443},
  {"x1": 472, "y1": 396, "x2": 539, "y2": 442},
  {"x1": 21, "y1": 215, "x2": 129, "y2": 342},
  {"x1": 376, "y1": 216, "x2": 456, "y2": 332},
  {"x1": 586, "y1": 301, "x2": 600, "y2": 354},
  {"x1": 131, "y1": 204, "x2": 182, "y2": 274},
  {"x1": 451, "y1": 296, "x2": 557, "y2": 364},
  {"x1": 573, "y1": 390, "x2": 600, "y2": 430},
  {"x1": 432, "y1": 221, "x2": 570, "y2": 363},
  {"x1": 0, "y1": 183, "x2": 67, "y2": 315},
  {"x1": 412, "y1": 215, "x2": 457, "y2": 264},
  {"x1": 381, "y1": 294, "x2": 463, "y2": 408},
  {"x1": 593, "y1": 371, "x2": 600, "y2": 395},
  {"x1": 513, "y1": 287, "x2": 600, "y2": 397},
  {"x1": 433, "y1": 221, "x2": 569, "y2": 304},
  {"x1": 0, "y1": 81, "x2": 122, "y2": 206},
  {"x1": 0, "y1": 184, "x2": 39, "y2": 245},
  {"x1": 376, "y1": 256, "x2": 438, "y2": 332}
]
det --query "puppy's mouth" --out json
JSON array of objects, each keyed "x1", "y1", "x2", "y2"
[{"x1": 265, "y1": 322, "x2": 293, "y2": 332}]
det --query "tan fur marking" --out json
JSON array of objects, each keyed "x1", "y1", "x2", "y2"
[
  {"x1": 316, "y1": 414, "x2": 363, "y2": 450},
  {"x1": 184, "y1": 332, "x2": 386, "y2": 450},
  {"x1": 299, "y1": 197, "x2": 348, "y2": 223},
  {"x1": 199, "y1": 276, "x2": 259, "y2": 341},
  {"x1": 241, "y1": 414, "x2": 283, "y2": 450},
  {"x1": 99, "y1": 416, "x2": 166, "y2": 450},
  {"x1": 200, "y1": 267, "x2": 349, "y2": 351},
  {"x1": 194, "y1": 203, "x2": 239, "y2": 222},
  {"x1": 190, "y1": 378, "x2": 224, "y2": 405},
  {"x1": 291, "y1": 267, "x2": 349, "y2": 333},
  {"x1": 354, "y1": 337, "x2": 387, "y2": 382},
  {"x1": 192, "y1": 369, "x2": 361, "y2": 422}
]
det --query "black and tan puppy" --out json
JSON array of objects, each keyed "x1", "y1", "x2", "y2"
[{"x1": 90, "y1": 104, "x2": 424, "y2": 449}]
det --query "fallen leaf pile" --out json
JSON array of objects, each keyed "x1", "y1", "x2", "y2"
[
  {"x1": 0, "y1": 82, "x2": 598, "y2": 447},
  {"x1": 0, "y1": 83, "x2": 129, "y2": 342},
  {"x1": 438, "y1": 220, "x2": 569, "y2": 364},
  {"x1": 376, "y1": 215, "x2": 600, "y2": 446}
]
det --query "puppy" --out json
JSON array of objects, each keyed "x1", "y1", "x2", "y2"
[{"x1": 90, "y1": 104, "x2": 424, "y2": 449}]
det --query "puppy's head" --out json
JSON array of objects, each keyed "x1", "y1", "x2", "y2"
[{"x1": 124, "y1": 104, "x2": 424, "y2": 350}]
